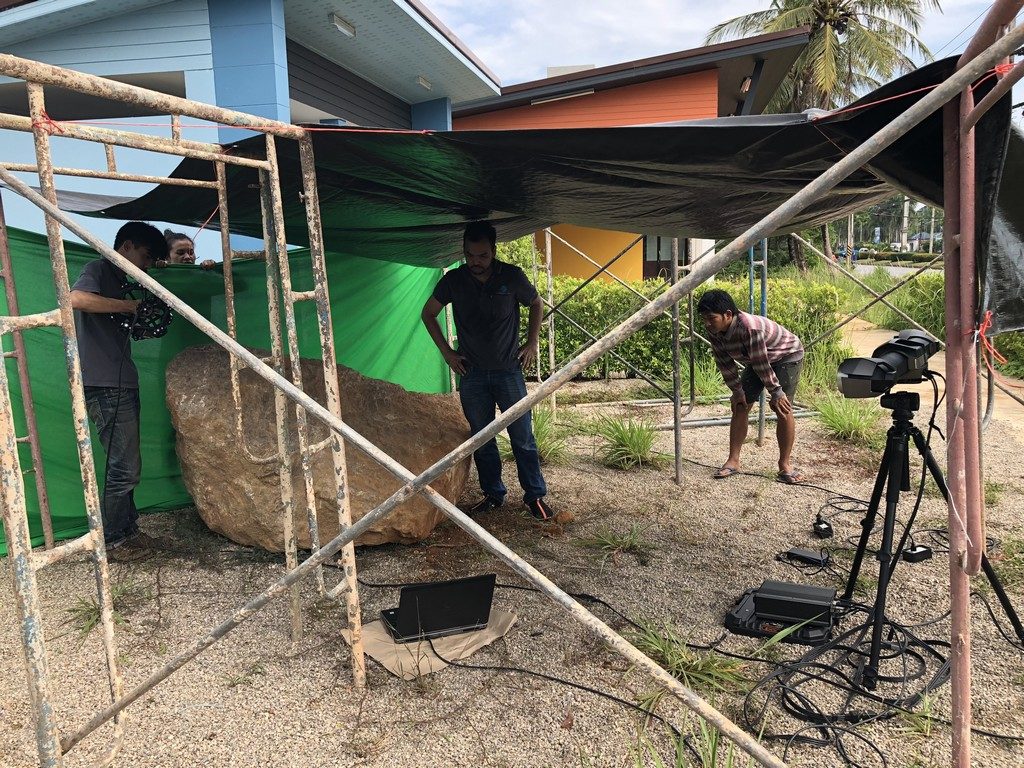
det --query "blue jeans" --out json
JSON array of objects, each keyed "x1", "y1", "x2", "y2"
[
  {"x1": 459, "y1": 368, "x2": 547, "y2": 503},
  {"x1": 85, "y1": 387, "x2": 141, "y2": 543}
]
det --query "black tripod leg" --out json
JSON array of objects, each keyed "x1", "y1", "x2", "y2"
[
  {"x1": 980, "y1": 556, "x2": 1024, "y2": 643},
  {"x1": 910, "y1": 428, "x2": 1024, "y2": 645},
  {"x1": 864, "y1": 433, "x2": 908, "y2": 691},
  {"x1": 843, "y1": 436, "x2": 894, "y2": 603}
]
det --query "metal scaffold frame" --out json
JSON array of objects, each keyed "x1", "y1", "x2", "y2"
[
  {"x1": 0, "y1": 6, "x2": 1020, "y2": 764},
  {"x1": 536, "y1": 230, "x2": 822, "y2": 448}
]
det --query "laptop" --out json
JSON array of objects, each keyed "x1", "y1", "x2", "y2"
[{"x1": 380, "y1": 573, "x2": 496, "y2": 644}]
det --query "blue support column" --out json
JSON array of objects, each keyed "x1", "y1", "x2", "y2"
[
  {"x1": 208, "y1": 0, "x2": 290, "y2": 142},
  {"x1": 411, "y1": 97, "x2": 452, "y2": 131}
]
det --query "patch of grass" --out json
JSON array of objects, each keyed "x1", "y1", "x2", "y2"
[
  {"x1": 853, "y1": 573, "x2": 879, "y2": 598},
  {"x1": 689, "y1": 719, "x2": 755, "y2": 768},
  {"x1": 812, "y1": 392, "x2": 884, "y2": 448},
  {"x1": 631, "y1": 622, "x2": 748, "y2": 697},
  {"x1": 984, "y1": 480, "x2": 1005, "y2": 507},
  {"x1": 633, "y1": 721, "x2": 756, "y2": 768},
  {"x1": 497, "y1": 406, "x2": 569, "y2": 465},
  {"x1": 990, "y1": 538, "x2": 1024, "y2": 590},
  {"x1": 556, "y1": 387, "x2": 634, "y2": 406},
  {"x1": 225, "y1": 662, "x2": 266, "y2": 688},
  {"x1": 897, "y1": 693, "x2": 938, "y2": 738},
  {"x1": 797, "y1": 343, "x2": 856, "y2": 400},
  {"x1": 65, "y1": 580, "x2": 148, "y2": 642},
  {"x1": 594, "y1": 415, "x2": 666, "y2": 470},
  {"x1": 579, "y1": 523, "x2": 656, "y2": 567},
  {"x1": 693, "y1": 358, "x2": 728, "y2": 403}
]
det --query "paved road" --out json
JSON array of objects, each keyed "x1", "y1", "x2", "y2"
[{"x1": 852, "y1": 263, "x2": 942, "y2": 278}]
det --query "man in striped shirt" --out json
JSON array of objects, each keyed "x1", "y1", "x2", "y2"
[{"x1": 697, "y1": 289, "x2": 805, "y2": 484}]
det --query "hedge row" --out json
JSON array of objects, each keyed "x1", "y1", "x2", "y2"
[
  {"x1": 525, "y1": 275, "x2": 844, "y2": 380},
  {"x1": 859, "y1": 268, "x2": 1024, "y2": 378}
]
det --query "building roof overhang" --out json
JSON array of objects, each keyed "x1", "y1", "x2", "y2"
[
  {"x1": 453, "y1": 27, "x2": 811, "y2": 119},
  {"x1": 0, "y1": 0, "x2": 501, "y2": 107}
]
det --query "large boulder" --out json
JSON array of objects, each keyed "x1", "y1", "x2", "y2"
[{"x1": 166, "y1": 346, "x2": 471, "y2": 550}]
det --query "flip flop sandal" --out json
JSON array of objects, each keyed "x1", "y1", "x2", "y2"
[
  {"x1": 777, "y1": 470, "x2": 805, "y2": 485},
  {"x1": 714, "y1": 466, "x2": 740, "y2": 479}
]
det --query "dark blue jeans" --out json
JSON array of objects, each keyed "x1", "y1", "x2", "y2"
[
  {"x1": 85, "y1": 387, "x2": 141, "y2": 543},
  {"x1": 459, "y1": 368, "x2": 547, "y2": 503}
]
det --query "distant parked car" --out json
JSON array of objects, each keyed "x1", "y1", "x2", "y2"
[{"x1": 835, "y1": 246, "x2": 860, "y2": 262}]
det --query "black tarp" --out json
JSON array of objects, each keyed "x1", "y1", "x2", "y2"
[{"x1": 89, "y1": 57, "x2": 1023, "y2": 333}]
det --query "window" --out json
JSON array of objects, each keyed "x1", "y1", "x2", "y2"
[{"x1": 642, "y1": 236, "x2": 687, "y2": 279}]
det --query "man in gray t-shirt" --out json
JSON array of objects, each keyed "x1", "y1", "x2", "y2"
[
  {"x1": 70, "y1": 221, "x2": 168, "y2": 548},
  {"x1": 421, "y1": 221, "x2": 556, "y2": 523}
]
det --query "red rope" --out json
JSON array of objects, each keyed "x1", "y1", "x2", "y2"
[
  {"x1": 809, "y1": 65, "x2": 1007, "y2": 122},
  {"x1": 31, "y1": 110, "x2": 65, "y2": 135},
  {"x1": 192, "y1": 205, "x2": 220, "y2": 241},
  {"x1": 978, "y1": 310, "x2": 1008, "y2": 366},
  {"x1": 61, "y1": 119, "x2": 433, "y2": 135},
  {"x1": 973, "y1": 310, "x2": 1024, "y2": 395}
]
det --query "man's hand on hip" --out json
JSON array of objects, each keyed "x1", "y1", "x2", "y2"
[
  {"x1": 443, "y1": 348, "x2": 468, "y2": 375},
  {"x1": 518, "y1": 343, "x2": 537, "y2": 369}
]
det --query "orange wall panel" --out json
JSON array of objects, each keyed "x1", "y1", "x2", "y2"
[
  {"x1": 536, "y1": 225, "x2": 643, "y2": 282},
  {"x1": 454, "y1": 69, "x2": 719, "y2": 130}
]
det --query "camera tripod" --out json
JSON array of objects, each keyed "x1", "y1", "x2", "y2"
[{"x1": 842, "y1": 389, "x2": 1024, "y2": 691}]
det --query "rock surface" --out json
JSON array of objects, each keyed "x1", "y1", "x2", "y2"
[{"x1": 166, "y1": 346, "x2": 471, "y2": 549}]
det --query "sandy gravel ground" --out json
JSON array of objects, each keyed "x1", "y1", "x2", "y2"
[{"x1": 3, "y1": 330, "x2": 1024, "y2": 768}]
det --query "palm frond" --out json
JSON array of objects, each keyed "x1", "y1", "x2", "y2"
[{"x1": 705, "y1": 0, "x2": 940, "y2": 112}]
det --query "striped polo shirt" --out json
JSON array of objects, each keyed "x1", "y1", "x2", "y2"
[{"x1": 708, "y1": 312, "x2": 804, "y2": 398}]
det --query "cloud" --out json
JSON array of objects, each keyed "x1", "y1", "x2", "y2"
[
  {"x1": 432, "y1": 0, "x2": 1010, "y2": 86},
  {"x1": 432, "y1": 0, "x2": 767, "y2": 84}
]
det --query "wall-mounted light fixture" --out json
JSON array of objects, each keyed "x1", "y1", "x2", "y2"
[
  {"x1": 529, "y1": 89, "x2": 595, "y2": 106},
  {"x1": 329, "y1": 12, "x2": 356, "y2": 38},
  {"x1": 416, "y1": 75, "x2": 432, "y2": 91},
  {"x1": 740, "y1": 76, "x2": 752, "y2": 94}
]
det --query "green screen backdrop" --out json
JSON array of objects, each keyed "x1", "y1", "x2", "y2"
[{"x1": 0, "y1": 226, "x2": 448, "y2": 553}]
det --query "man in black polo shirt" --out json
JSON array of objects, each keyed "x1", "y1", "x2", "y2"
[
  {"x1": 70, "y1": 221, "x2": 168, "y2": 548},
  {"x1": 421, "y1": 221, "x2": 555, "y2": 521}
]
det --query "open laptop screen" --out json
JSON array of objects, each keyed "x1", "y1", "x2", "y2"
[{"x1": 382, "y1": 573, "x2": 496, "y2": 643}]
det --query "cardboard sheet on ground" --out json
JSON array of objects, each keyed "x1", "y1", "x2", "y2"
[{"x1": 342, "y1": 609, "x2": 517, "y2": 680}]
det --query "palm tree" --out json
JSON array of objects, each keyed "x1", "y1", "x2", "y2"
[
  {"x1": 707, "y1": 0, "x2": 939, "y2": 112},
  {"x1": 707, "y1": 0, "x2": 939, "y2": 266}
]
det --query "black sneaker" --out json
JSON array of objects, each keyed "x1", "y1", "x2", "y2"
[
  {"x1": 468, "y1": 496, "x2": 503, "y2": 516},
  {"x1": 105, "y1": 536, "x2": 128, "y2": 551},
  {"x1": 526, "y1": 497, "x2": 556, "y2": 522}
]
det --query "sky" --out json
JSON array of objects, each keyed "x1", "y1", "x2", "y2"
[{"x1": 429, "y1": 0, "x2": 1008, "y2": 88}]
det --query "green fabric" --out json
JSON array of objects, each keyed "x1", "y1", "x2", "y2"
[{"x1": 0, "y1": 226, "x2": 448, "y2": 554}]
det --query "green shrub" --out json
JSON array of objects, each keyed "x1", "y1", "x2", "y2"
[
  {"x1": 855, "y1": 270, "x2": 1024, "y2": 379},
  {"x1": 994, "y1": 331, "x2": 1024, "y2": 379},
  {"x1": 594, "y1": 415, "x2": 664, "y2": 469},
  {"x1": 858, "y1": 269, "x2": 945, "y2": 338},
  {"x1": 497, "y1": 406, "x2": 568, "y2": 465},
  {"x1": 813, "y1": 392, "x2": 884, "y2": 447},
  {"x1": 528, "y1": 275, "x2": 844, "y2": 382},
  {"x1": 692, "y1": 357, "x2": 728, "y2": 402}
]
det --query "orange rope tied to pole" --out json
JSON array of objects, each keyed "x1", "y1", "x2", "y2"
[
  {"x1": 977, "y1": 311, "x2": 1010, "y2": 392},
  {"x1": 978, "y1": 310, "x2": 1008, "y2": 364}
]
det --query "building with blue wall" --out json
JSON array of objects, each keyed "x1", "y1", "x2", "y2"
[{"x1": 0, "y1": 0, "x2": 500, "y2": 252}]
